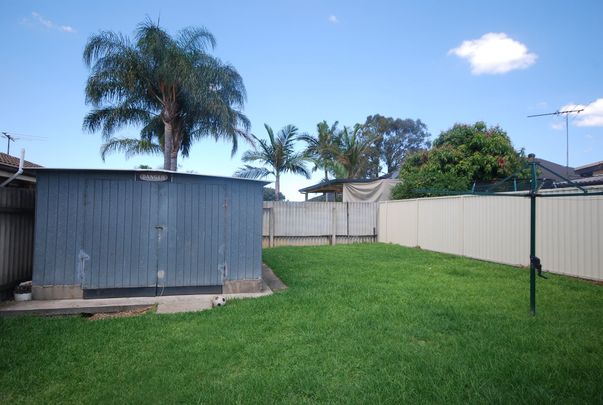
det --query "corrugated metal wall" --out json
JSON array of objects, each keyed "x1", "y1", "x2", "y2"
[
  {"x1": 262, "y1": 202, "x2": 377, "y2": 247},
  {"x1": 0, "y1": 188, "x2": 35, "y2": 299},
  {"x1": 33, "y1": 171, "x2": 264, "y2": 290},
  {"x1": 378, "y1": 192, "x2": 603, "y2": 281}
]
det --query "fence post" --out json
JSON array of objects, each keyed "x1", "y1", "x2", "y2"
[
  {"x1": 331, "y1": 207, "x2": 337, "y2": 245},
  {"x1": 269, "y1": 207, "x2": 275, "y2": 248}
]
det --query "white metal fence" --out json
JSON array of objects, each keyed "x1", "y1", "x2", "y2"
[
  {"x1": 378, "y1": 192, "x2": 603, "y2": 281},
  {"x1": 262, "y1": 202, "x2": 378, "y2": 247}
]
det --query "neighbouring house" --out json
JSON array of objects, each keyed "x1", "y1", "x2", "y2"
[
  {"x1": 31, "y1": 168, "x2": 267, "y2": 300},
  {"x1": 0, "y1": 152, "x2": 42, "y2": 188},
  {"x1": 299, "y1": 171, "x2": 400, "y2": 202},
  {"x1": 575, "y1": 160, "x2": 603, "y2": 177},
  {"x1": 534, "y1": 158, "x2": 578, "y2": 182},
  {"x1": 0, "y1": 152, "x2": 40, "y2": 300},
  {"x1": 550, "y1": 159, "x2": 603, "y2": 188}
]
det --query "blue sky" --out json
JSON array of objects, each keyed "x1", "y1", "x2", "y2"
[{"x1": 1, "y1": 0, "x2": 602, "y2": 200}]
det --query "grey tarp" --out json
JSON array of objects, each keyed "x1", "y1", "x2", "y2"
[{"x1": 343, "y1": 179, "x2": 400, "y2": 202}]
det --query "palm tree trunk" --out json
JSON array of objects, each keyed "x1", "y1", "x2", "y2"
[
  {"x1": 163, "y1": 121, "x2": 173, "y2": 171},
  {"x1": 275, "y1": 172, "x2": 280, "y2": 200},
  {"x1": 170, "y1": 148, "x2": 178, "y2": 171}
]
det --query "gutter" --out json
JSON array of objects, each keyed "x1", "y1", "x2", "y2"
[{"x1": 0, "y1": 149, "x2": 25, "y2": 187}]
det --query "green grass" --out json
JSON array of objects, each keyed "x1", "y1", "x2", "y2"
[{"x1": 1, "y1": 244, "x2": 601, "y2": 404}]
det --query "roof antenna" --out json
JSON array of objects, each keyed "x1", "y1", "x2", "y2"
[
  {"x1": 527, "y1": 108, "x2": 584, "y2": 177},
  {"x1": 1, "y1": 132, "x2": 17, "y2": 155}
]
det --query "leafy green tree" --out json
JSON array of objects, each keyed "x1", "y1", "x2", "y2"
[
  {"x1": 299, "y1": 120, "x2": 340, "y2": 181},
  {"x1": 234, "y1": 124, "x2": 310, "y2": 198},
  {"x1": 83, "y1": 19, "x2": 250, "y2": 171},
  {"x1": 362, "y1": 115, "x2": 431, "y2": 177},
  {"x1": 392, "y1": 122, "x2": 527, "y2": 199},
  {"x1": 263, "y1": 187, "x2": 286, "y2": 201},
  {"x1": 332, "y1": 125, "x2": 378, "y2": 178}
]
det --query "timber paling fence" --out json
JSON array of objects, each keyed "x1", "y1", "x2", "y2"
[
  {"x1": 0, "y1": 188, "x2": 35, "y2": 300},
  {"x1": 378, "y1": 191, "x2": 603, "y2": 281},
  {"x1": 262, "y1": 202, "x2": 378, "y2": 247}
]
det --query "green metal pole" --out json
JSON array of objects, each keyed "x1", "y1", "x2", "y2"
[{"x1": 529, "y1": 154, "x2": 537, "y2": 315}]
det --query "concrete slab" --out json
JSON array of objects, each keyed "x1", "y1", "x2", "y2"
[
  {"x1": 0, "y1": 264, "x2": 284, "y2": 317},
  {"x1": 0, "y1": 290, "x2": 273, "y2": 317},
  {"x1": 262, "y1": 263, "x2": 288, "y2": 292}
]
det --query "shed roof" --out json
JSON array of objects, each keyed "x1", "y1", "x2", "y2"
[
  {"x1": 299, "y1": 178, "x2": 375, "y2": 194},
  {"x1": 299, "y1": 170, "x2": 398, "y2": 194},
  {"x1": 28, "y1": 167, "x2": 270, "y2": 184}
]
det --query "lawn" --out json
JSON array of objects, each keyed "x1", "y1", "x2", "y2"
[{"x1": 1, "y1": 244, "x2": 601, "y2": 404}]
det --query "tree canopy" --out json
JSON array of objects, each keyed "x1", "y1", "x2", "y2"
[
  {"x1": 331, "y1": 125, "x2": 377, "y2": 179},
  {"x1": 298, "y1": 121, "x2": 340, "y2": 181},
  {"x1": 234, "y1": 124, "x2": 310, "y2": 198},
  {"x1": 83, "y1": 19, "x2": 250, "y2": 171},
  {"x1": 263, "y1": 187, "x2": 286, "y2": 201},
  {"x1": 392, "y1": 122, "x2": 527, "y2": 199},
  {"x1": 362, "y1": 115, "x2": 431, "y2": 178}
]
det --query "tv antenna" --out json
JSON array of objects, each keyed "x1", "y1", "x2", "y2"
[
  {"x1": 1, "y1": 132, "x2": 17, "y2": 155},
  {"x1": 527, "y1": 108, "x2": 584, "y2": 177},
  {"x1": 1, "y1": 131, "x2": 47, "y2": 155}
]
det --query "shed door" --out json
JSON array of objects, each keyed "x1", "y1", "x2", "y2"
[
  {"x1": 82, "y1": 179, "x2": 226, "y2": 293},
  {"x1": 158, "y1": 182, "x2": 226, "y2": 288}
]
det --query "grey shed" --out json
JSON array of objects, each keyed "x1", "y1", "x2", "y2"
[{"x1": 31, "y1": 169, "x2": 267, "y2": 299}]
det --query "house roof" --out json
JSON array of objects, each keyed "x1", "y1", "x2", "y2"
[
  {"x1": 574, "y1": 160, "x2": 603, "y2": 176},
  {"x1": 554, "y1": 175, "x2": 603, "y2": 188},
  {"x1": 535, "y1": 158, "x2": 577, "y2": 181},
  {"x1": 575, "y1": 160, "x2": 603, "y2": 171},
  {"x1": 0, "y1": 152, "x2": 43, "y2": 169}
]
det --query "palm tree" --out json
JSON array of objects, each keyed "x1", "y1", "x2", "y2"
[
  {"x1": 333, "y1": 125, "x2": 378, "y2": 178},
  {"x1": 83, "y1": 19, "x2": 251, "y2": 171},
  {"x1": 299, "y1": 120, "x2": 340, "y2": 181},
  {"x1": 234, "y1": 124, "x2": 310, "y2": 197}
]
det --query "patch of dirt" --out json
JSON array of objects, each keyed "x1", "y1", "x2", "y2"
[{"x1": 85, "y1": 305, "x2": 156, "y2": 321}]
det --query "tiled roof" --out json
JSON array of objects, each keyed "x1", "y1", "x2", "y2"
[{"x1": 0, "y1": 152, "x2": 43, "y2": 168}]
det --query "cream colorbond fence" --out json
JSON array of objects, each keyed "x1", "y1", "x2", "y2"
[{"x1": 378, "y1": 192, "x2": 603, "y2": 281}]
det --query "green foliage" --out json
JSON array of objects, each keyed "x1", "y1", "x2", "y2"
[
  {"x1": 234, "y1": 124, "x2": 310, "y2": 197},
  {"x1": 263, "y1": 187, "x2": 286, "y2": 201},
  {"x1": 1, "y1": 244, "x2": 601, "y2": 403},
  {"x1": 392, "y1": 122, "x2": 527, "y2": 199},
  {"x1": 332, "y1": 124, "x2": 377, "y2": 178},
  {"x1": 301, "y1": 121, "x2": 379, "y2": 180},
  {"x1": 83, "y1": 19, "x2": 250, "y2": 170},
  {"x1": 361, "y1": 114, "x2": 431, "y2": 177},
  {"x1": 298, "y1": 121, "x2": 340, "y2": 181}
]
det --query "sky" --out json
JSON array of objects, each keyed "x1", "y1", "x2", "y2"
[{"x1": 1, "y1": 0, "x2": 602, "y2": 200}]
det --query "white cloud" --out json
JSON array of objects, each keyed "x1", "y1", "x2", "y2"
[
  {"x1": 59, "y1": 25, "x2": 75, "y2": 33},
  {"x1": 560, "y1": 99, "x2": 603, "y2": 127},
  {"x1": 449, "y1": 32, "x2": 537, "y2": 74},
  {"x1": 328, "y1": 15, "x2": 339, "y2": 24},
  {"x1": 24, "y1": 12, "x2": 75, "y2": 33}
]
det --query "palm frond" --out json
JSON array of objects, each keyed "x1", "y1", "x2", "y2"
[
  {"x1": 233, "y1": 165, "x2": 272, "y2": 179},
  {"x1": 100, "y1": 137, "x2": 162, "y2": 161}
]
